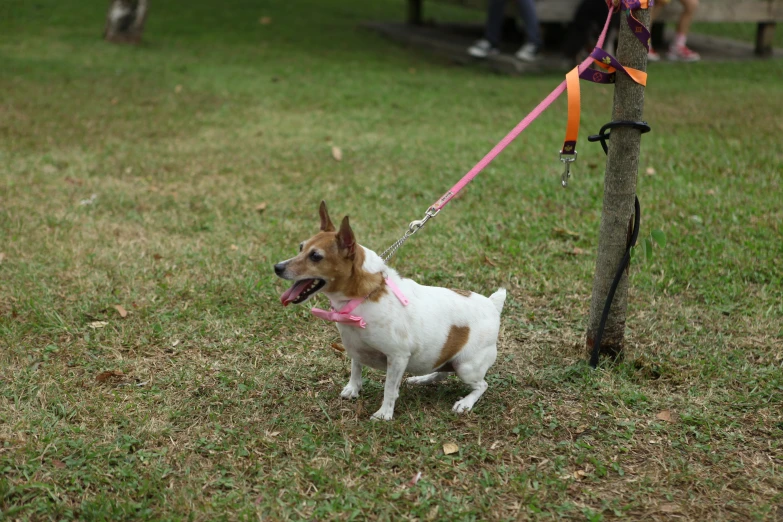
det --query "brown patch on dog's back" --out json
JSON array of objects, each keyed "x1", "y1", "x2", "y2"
[
  {"x1": 450, "y1": 288, "x2": 472, "y2": 298},
  {"x1": 433, "y1": 325, "x2": 470, "y2": 370}
]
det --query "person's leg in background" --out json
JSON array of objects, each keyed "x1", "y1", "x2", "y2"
[
  {"x1": 468, "y1": 0, "x2": 542, "y2": 62},
  {"x1": 667, "y1": 0, "x2": 701, "y2": 61},
  {"x1": 648, "y1": 0, "x2": 667, "y2": 60},
  {"x1": 649, "y1": 0, "x2": 701, "y2": 62},
  {"x1": 468, "y1": 0, "x2": 506, "y2": 58},
  {"x1": 514, "y1": 0, "x2": 542, "y2": 61}
]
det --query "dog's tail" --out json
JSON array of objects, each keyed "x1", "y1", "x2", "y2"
[{"x1": 489, "y1": 288, "x2": 507, "y2": 314}]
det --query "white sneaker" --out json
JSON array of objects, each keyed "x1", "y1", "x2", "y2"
[
  {"x1": 515, "y1": 43, "x2": 539, "y2": 62},
  {"x1": 468, "y1": 39, "x2": 499, "y2": 58}
]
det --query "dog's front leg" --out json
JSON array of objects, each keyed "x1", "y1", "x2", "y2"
[
  {"x1": 371, "y1": 355, "x2": 408, "y2": 421},
  {"x1": 340, "y1": 358, "x2": 362, "y2": 399}
]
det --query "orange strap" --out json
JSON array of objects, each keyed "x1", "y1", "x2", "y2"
[
  {"x1": 562, "y1": 66, "x2": 581, "y2": 155},
  {"x1": 594, "y1": 60, "x2": 648, "y2": 86},
  {"x1": 624, "y1": 67, "x2": 647, "y2": 86}
]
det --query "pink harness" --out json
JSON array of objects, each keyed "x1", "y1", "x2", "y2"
[{"x1": 311, "y1": 278, "x2": 408, "y2": 328}]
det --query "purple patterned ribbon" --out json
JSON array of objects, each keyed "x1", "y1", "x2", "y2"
[{"x1": 580, "y1": 48, "x2": 647, "y2": 85}]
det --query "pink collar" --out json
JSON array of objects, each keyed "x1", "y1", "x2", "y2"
[{"x1": 311, "y1": 278, "x2": 408, "y2": 328}]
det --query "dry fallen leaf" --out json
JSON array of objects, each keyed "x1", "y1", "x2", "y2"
[
  {"x1": 64, "y1": 177, "x2": 83, "y2": 186},
  {"x1": 656, "y1": 410, "x2": 676, "y2": 422},
  {"x1": 0, "y1": 253, "x2": 5, "y2": 264},
  {"x1": 153, "y1": 253, "x2": 163, "y2": 261},
  {"x1": 573, "y1": 470, "x2": 586, "y2": 480},
  {"x1": 259, "y1": 16, "x2": 271, "y2": 24},
  {"x1": 659, "y1": 503, "x2": 680, "y2": 513},
  {"x1": 265, "y1": 430, "x2": 280, "y2": 438},
  {"x1": 575, "y1": 424, "x2": 588, "y2": 434},
  {"x1": 96, "y1": 370, "x2": 124, "y2": 382},
  {"x1": 330, "y1": 342, "x2": 345, "y2": 352},
  {"x1": 42, "y1": 164, "x2": 58, "y2": 174},
  {"x1": 552, "y1": 227, "x2": 580, "y2": 239},
  {"x1": 89, "y1": 321, "x2": 108, "y2": 329},
  {"x1": 255, "y1": 202, "x2": 268, "y2": 213},
  {"x1": 331, "y1": 146, "x2": 343, "y2": 161},
  {"x1": 483, "y1": 255, "x2": 497, "y2": 267},
  {"x1": 230, "y1": 244, "x2": 239, "y2": 251},
  {"x1": 172, "y1": 340, "x2": 180, "y2": 347},
  {"x1": 570, "y1": 247, "x2": 586, "y2": 255},
  {"x1": 174, "y1": 85, "x2": 183, "y2": 94},
  {"x1": 490, "y1": 441, "x2": 502, "y2": 450},
  {"x1": 113, "y1": 305, "x2": 128, "y2": 318},
  {"x1": 52, "y1": 459, "x2": 66, "y2": 469},
  {"x1": 646, "y1": 166, "x2": 656, "y2": 175},
  {"x1": 442, "y1": 442, "x2": 459, "y2": 455}
]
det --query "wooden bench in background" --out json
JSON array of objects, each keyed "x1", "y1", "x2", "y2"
[{"x1": 406, "y1": 0, "x2": 782, "y2": 55}]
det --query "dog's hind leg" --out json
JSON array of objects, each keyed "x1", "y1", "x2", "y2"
[
  {"x1": 452, "y1": 343, "x2": 496, "y2": 413},
  {"x1": 340, "y1": 358, "x2": 363, "y2": 399},
  {"x1": 406, "y1": 372, "x2": 450, "y2": 385}
]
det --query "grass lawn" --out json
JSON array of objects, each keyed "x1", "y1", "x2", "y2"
[{"x1": 1, "y1": 0, "x2": 781, "y2": 520}]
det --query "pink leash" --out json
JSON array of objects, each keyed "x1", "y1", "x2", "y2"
[
  {"x1": 431, "y1": 9, "x2": 614, "y2": 211},
  {"x1": 311, "y1": 277, "x2": 409, "y2": 328}
]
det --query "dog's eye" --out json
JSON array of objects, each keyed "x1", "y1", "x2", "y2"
[{"x1": 309, "y1": 251, "x2": 323, "y2": 262}]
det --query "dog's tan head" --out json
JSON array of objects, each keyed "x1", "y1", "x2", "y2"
[{"x1": 274, "y1": 201, "x2": 367, "y2": 306}]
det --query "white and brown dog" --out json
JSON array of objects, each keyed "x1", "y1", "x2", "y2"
[{"x1": 274, "y1": 202, "x2": 506, "y2": 420}]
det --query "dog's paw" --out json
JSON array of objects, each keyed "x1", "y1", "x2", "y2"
[
  {"x1": 452, "y1": 399, "x2": 474, "y2": 414},
  {"x1": 340, "y1": 384, "x2": 361, "y2": 399},
  {"x1": 370, "y1": 409, "x2": 394, "y2": 421}
]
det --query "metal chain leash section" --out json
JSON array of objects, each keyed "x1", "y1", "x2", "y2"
[{"x1": 380, "y1": 207, "x2": 439, "y2": 262}]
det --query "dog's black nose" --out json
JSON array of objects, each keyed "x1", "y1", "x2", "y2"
[{"x1": 274, "y1": 263, "x2": 286, "y2": 276}]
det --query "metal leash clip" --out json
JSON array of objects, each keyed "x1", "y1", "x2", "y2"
[
  {"x1": 381, "y1": 207, "x2": 440, "y2": 262},
  {"x1": 559, "y1": 150, "x2": 577, "y2": 187},
  {"x1": 408, "y1": 207, "x2": 440, "y2": 234}
]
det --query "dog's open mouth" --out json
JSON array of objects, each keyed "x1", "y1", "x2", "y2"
[{"x1": 280, "y1": 278, "x2": 326, "y2": 306}]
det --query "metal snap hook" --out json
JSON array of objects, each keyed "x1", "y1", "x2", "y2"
[{"x1": 559, "y1": 150, "x2": 577, "y2": 188}]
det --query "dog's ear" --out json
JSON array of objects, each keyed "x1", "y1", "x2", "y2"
[
  {"x1": 337, "y1": 216, "x2": 355, "y2": 256},
  {"x1": 319, "y1": 200, "x2": 335, "y2": 232}
]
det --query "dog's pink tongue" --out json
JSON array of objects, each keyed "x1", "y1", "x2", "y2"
[{"x1": 280, "y1": 280, "x2": 311, "y2": 306}]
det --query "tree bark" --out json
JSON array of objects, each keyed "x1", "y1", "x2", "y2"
[
  {"x1": 104, "y1": 0, "x2": 148, "y2": 44},
  {"x1": 585, "y1": 7, "x2": 650, "y2": 361}
]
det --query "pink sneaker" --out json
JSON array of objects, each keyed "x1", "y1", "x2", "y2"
[
  {"x1": 648, "y1": 47, "x2": 661, "y2": 62},
  {"x1": 667, "y1": 44, "x2": 701, "y2": 62}
]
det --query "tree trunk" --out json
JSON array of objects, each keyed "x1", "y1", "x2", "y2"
[
  {"x1": 585, "y1": 7, "x2": 650, "y2": 361},
  {"x1": 407, "y1": 0, "x2": 423, "y2": 25},
  {"x1": 104, "y1": 0, "x2": 148, "y2": 44}
]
